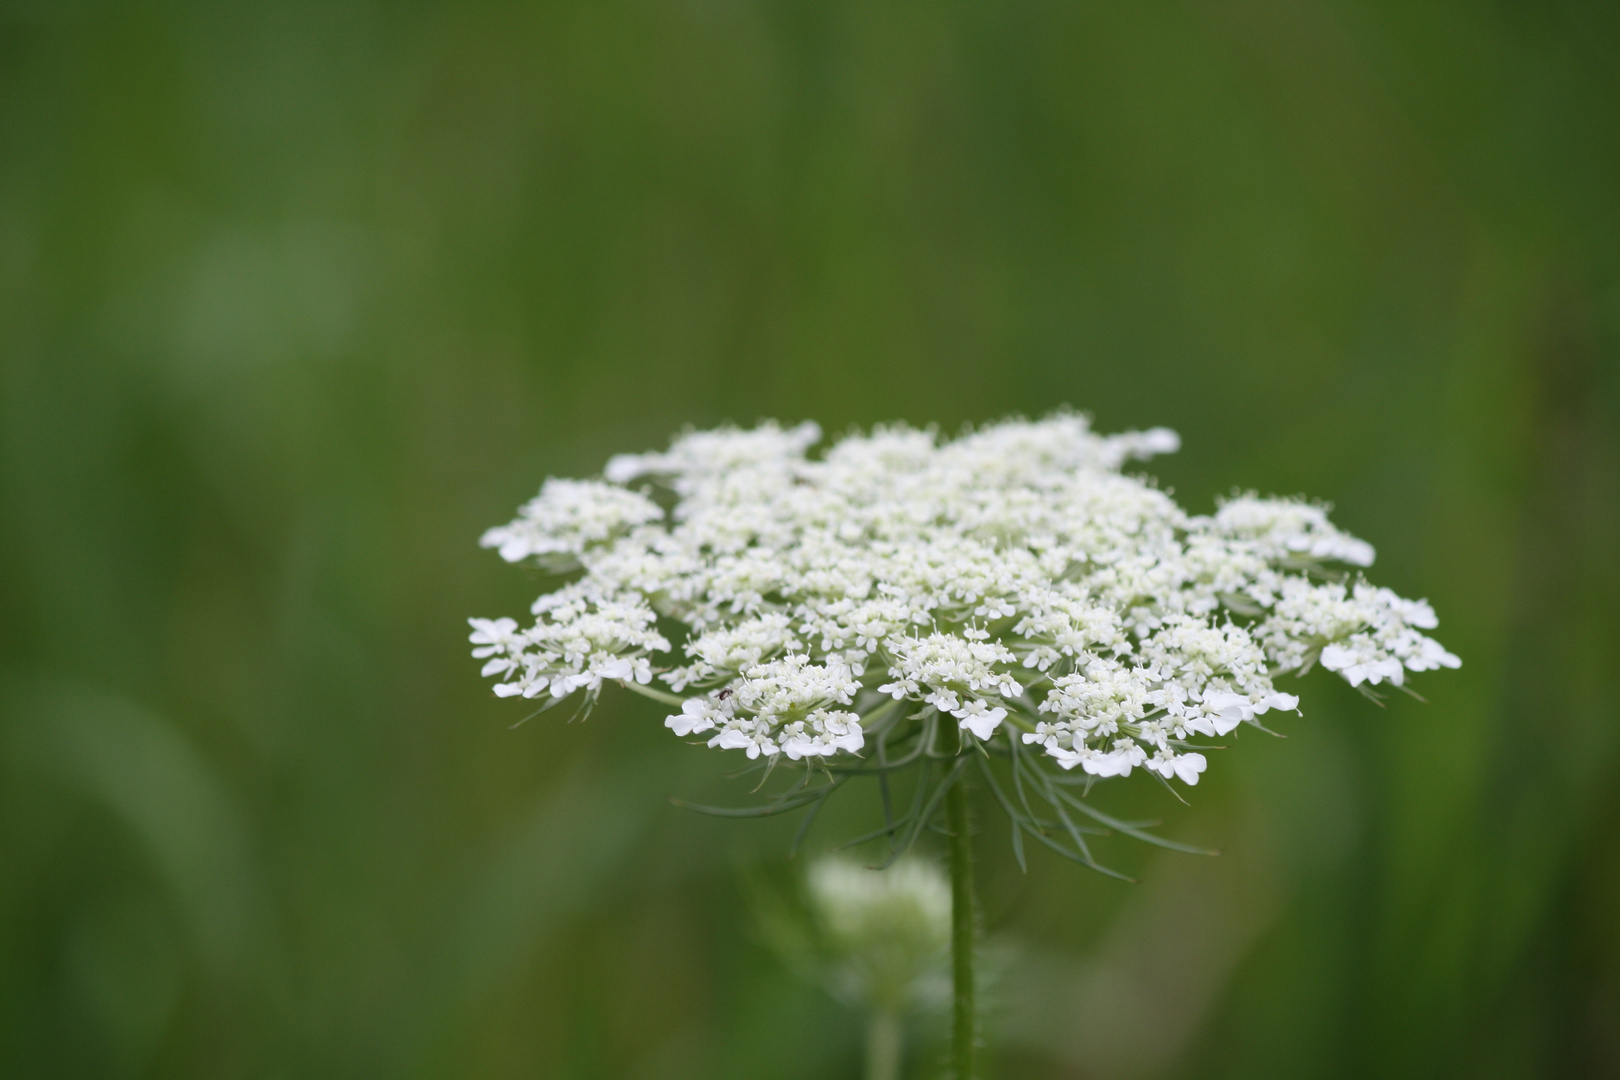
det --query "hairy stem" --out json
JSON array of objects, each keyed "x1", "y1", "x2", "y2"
[{"x1": 946, "y1": 770, "x2": 976, "y2": 1079}]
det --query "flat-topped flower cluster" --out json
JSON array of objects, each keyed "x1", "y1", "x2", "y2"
[{"x1": 471, "y1": 416, "x2": 1458, "y2": 786}]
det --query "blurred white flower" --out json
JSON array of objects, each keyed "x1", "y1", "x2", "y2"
[
  {"x1": 806, "y1": 856, "x2": 953, "y2": 1015},
  {"x1": 752, "y1": 856, "x2": 953, "y2": 1080}
]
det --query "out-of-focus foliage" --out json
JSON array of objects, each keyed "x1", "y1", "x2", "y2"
[{"x1": 1, "y1": 1, "x2": 1615, "y2": 1077}]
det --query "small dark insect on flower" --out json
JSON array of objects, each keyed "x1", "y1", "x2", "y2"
[{"x1": 717, "y1": 688, "x2": 733, "y2": 700}]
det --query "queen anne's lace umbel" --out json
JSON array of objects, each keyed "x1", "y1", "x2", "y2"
[{"x1": 471, "y1": 416, "x2": 1458, "y2": 786}]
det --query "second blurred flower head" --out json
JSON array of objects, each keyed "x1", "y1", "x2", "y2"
[{"x1": 806, "y1": 856, "x2": 951, "y2": 1016}]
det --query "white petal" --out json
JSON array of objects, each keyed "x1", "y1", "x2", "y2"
[
  {"x1": 1173, "y1": 753, "x2": 1208, "y2": 785},
  {"x1": 1256, "y1": 692, "x2": 1299, "y2": 714},
  {"x1": 958, "y1": 707, "x2": 1005, "y2": 741},
  {"x1": 1320, "y1": 644, "x2": 1354, "y2": 672}
]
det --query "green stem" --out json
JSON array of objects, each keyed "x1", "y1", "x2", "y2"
[
  {"x1": 946, "y1": 769, "x2": 976, "y2": 1079},
  {"x1": 618, "y1": 680, "x2": 686, "y2": 706},
  {"x1": 865, "y1": 1009, "x2": 902, "y2": 1080}
]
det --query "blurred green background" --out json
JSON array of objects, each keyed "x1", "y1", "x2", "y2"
[{"x1": 2, "y1": 1, "x2": 1617, "y2": 1077}]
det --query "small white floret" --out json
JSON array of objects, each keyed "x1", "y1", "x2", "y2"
[{"x1": 955, "y1": 700, "x2": 1007, "y2": 741}]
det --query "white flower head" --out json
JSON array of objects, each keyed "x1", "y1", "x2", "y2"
[{"x1": 473, "y1": 414, "x2": 1456, "y2": 789}]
